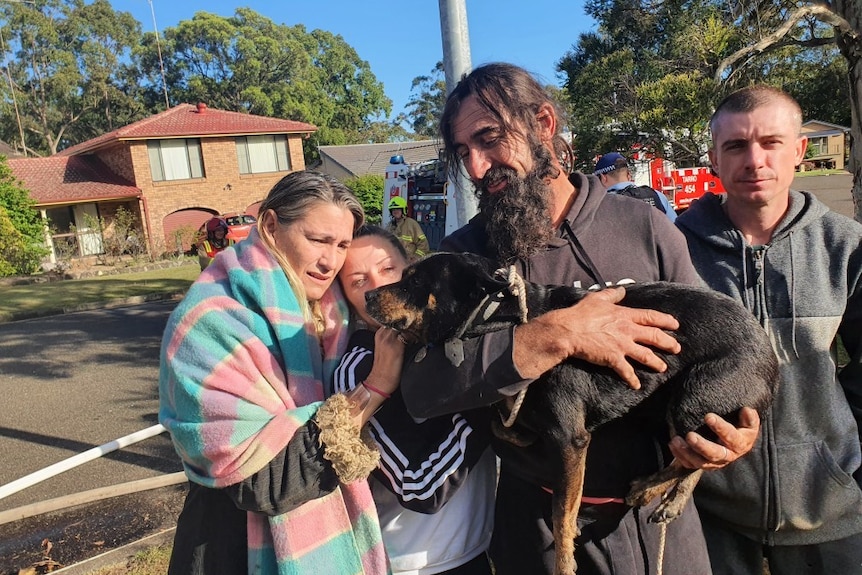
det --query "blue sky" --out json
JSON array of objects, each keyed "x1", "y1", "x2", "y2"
[{"x1": 110, "y1": 0, "x2": 597, "y2": 120}]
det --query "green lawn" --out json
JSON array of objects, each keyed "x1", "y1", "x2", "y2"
[
  {"x1": 794, "y1": 168, "x2": 847, "y2": 177},
  {"x1": 0, "y1": 263, "x2": 200, "y2": 322}
]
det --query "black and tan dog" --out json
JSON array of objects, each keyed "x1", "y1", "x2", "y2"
[{"x1": 365, "y1": 252, "x2": 778, "y2": 575}]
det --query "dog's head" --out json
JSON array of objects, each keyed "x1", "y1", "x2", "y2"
[{"x1": 365, "y1": 252, "x2": 510, "y2": 344}]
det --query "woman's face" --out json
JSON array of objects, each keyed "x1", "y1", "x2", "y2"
[
  {"x1": 339, "y1": 234, "x2": 408, "y2": 327},
  {"x1": 268, "y1": 203, "x2": 356, "y2": 302}
]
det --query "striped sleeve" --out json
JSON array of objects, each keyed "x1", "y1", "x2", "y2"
[{"x1": 332, "y1": 330, "x2": 491, "y2": 513}]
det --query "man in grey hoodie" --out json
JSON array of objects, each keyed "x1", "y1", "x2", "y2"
[{"x1": 676, "y1": 86, "x2": 862, "y2": 574}]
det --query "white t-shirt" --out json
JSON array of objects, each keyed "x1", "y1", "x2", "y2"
[{"x1": 373, "y1": 449, "x2": 497, "y2": 575}]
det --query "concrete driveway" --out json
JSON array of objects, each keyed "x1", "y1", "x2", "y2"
[{"x1": 793, "y1": 172, "x2": 856, "y2": 220}]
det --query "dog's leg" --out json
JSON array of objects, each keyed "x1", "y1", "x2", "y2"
[
  {"x1": 649, "y1": 468, "x2": 703, "y2": 524},
  {"x1": 552, "y1": 435, "x2": 589, "y2": 575},
  {"x1": 626, "y1": 464, "x2": 703, "y2": 523},
  {"x1": 625, "y1": 461, "x2": 689, "y2": 508}
]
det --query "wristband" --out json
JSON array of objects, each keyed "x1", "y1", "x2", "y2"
[
  {"x1": 362, "y1": 380, "x2": 391, "y2": 399},
  {"x1": 344, "y1": 384, "x2": 371, "y2": 417}
]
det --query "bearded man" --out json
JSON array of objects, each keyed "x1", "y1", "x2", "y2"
[{"x1": 399, "y1": 63, "x2": 762, "y2": 575}]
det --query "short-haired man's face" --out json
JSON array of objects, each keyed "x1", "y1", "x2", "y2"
[{"x1": 708, "y1": 100, "x2": 806, "y2": 208}]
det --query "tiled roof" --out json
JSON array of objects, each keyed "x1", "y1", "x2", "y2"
[
  {"x1": 319, "y1": 140, "x2": 442, "y2": 177},
  {"x1": 58, "y1": 103, "x2": 318, "y2": 156},
  {"x1": 8, "y1": 156, "x2": 140, "y2": 206}
]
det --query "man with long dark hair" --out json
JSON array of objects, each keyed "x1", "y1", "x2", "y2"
[{"x1": 400, "y1": 63, "x2": 761, "y2": 575}]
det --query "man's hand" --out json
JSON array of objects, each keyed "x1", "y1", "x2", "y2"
[
  {"x1": 513, "y1": 287, "x2": 681, "y2": 389},
  {"x1": 669, "y1": 407, "x2": 761, "y2": 470}
]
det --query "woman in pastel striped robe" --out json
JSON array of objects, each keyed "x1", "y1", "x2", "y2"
[{"x1": 159, "y1": 170, "x2": 399, "y2": 575}]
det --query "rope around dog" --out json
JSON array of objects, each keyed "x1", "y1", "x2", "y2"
[{"x1": 497, "y1": 265, "x2": 529, "y2": 428}]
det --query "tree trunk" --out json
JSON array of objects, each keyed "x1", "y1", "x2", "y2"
[{"x1": 834, "y1": 0, "x2": 862, "y2": 222}]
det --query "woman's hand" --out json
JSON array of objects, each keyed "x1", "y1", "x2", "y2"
[
  {"x1": 669, "y1": 407, "x2": 761, "y2": 470},
  {"x1": 351, "y1": 328, "x2": 405, "y2": 427},
  {"x1": 368, "y1": 327, "x2": 406, "y2": 397}
]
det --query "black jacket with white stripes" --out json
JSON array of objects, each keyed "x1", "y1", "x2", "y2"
[{"x1": 332, "y1": 328, "x2": 492, "y2": 513}]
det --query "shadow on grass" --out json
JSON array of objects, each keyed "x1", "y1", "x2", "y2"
[{"x1": 0, "y1": 266, "x2": 199, "y2": 322}]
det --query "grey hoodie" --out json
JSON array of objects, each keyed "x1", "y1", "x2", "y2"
[{"x1": 676, "y1": 190, "x2": 862, "y2": 545}]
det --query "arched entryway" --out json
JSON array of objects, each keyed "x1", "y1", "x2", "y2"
[{"x1": 163, "y1": 208, "x2": 216, "y2": 254}]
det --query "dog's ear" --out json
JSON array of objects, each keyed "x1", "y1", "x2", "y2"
[{"x1": 458, "y1": 253, "x2": 510, "y2": 299}]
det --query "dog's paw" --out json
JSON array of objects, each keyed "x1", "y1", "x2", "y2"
[{"x1": 647, "y1": 491, "x2": 687, "y2": 524}]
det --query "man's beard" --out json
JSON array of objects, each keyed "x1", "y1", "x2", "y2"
[{"x1": 477, "y1": 144, "x2": 555, "y2": 264}]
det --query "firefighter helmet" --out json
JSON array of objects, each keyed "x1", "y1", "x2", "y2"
[
  {"x1": 388, "y1": 196, "x2": 408, "y2": 211},
  {"x1": 205, "y1": 217, "x2": 228, "y2": 240}
]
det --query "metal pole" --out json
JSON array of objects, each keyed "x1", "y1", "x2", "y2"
[{"x1": 438, "y1": 0, "x2": 477, "y2": 232}]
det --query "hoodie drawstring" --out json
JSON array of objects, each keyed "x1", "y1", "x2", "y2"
[
  {"x1": 741, "y1": 241, "x2": 751, "y2": 310},
  {"x1": 561, "y1": 219, "x2": 607, "y2": 287},
  {"x1": 789, "y1": 231, "x2": 799, "y2": 358}
]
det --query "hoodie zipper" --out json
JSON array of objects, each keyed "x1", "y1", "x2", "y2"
[{"x1": 749, "y1": 244, "x2": 780, "y2": 540}]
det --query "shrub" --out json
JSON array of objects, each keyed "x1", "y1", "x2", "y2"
[
  {"x1": 0, "y1": 205, "x2": 46, "y2": 276},
  {"x1": 344, "y1": 174, "x2": 384, "y2": 224}
]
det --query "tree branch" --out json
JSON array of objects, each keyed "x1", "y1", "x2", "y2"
[{"x1": 714, "y1": 3, "x2": 856, "y2": 82}]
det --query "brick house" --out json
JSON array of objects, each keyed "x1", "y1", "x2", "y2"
[
  {"x1": 8, "y1": 102, "x2": 316, "y2": 261},
  {"x1": 800, "y1": 120, "x2": 850, "y2": 170}
]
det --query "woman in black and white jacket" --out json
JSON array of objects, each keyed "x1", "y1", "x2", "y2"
[{"x1": 333, "y1": 225, "x2": 496, "y2": 575}]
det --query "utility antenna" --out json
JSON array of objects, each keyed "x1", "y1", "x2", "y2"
[{"x1": 147, "y1": 0, "x2": 170, "y2": 109}]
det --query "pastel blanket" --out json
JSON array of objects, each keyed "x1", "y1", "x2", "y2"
[{"x1": 159, "y1": 229, "x2": 389, "y2": 575}]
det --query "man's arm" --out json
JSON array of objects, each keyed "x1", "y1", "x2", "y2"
[{"x1": 401, "y1": 287, "x2": 681, "y2": 418}]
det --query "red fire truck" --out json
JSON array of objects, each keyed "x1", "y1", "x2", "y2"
[{"x1": 649, "y1": 158, "x2": 725, "y2": 212}]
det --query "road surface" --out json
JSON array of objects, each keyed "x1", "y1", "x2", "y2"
[{"x1": 0, "y1": 301, "x2": 185, "y2": 573}]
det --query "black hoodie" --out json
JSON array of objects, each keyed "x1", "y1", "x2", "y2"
[{"x1": 401, "y1": 172, "x2": 702, "y2": 497}]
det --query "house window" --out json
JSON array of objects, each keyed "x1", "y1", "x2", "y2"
[
  {"x1": 808, "y1": 136, "x2": 828, "y2": 156},
  {"x1": 236, "y1": 135, "x2": 291, "y2": 174},
  {"x1": 148, "y1": 139, "x2": 204, "y2": 181}
]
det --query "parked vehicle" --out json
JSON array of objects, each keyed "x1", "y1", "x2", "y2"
[
  {"x1": 194, "y1": 213, "x2": 257, "y2": 248},
  {"x1": 221, "y1": 213, "x2": 257, "y2": 242},
  {"x1": 649, "y1": 158, "x2": 725, "y2": 212}
]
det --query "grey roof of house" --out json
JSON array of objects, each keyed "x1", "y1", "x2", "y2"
[
  {"x1": 802, "y1": 120, "x2": 850, "y2": 135},
  {"x1": 0, "y1": 140, "x2": 23, "y2": 157},
  {"x1": 318, "y1": 140, "x2": 442, "y2": 177}
]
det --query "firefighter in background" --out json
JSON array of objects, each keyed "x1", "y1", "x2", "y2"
[
  {"x1": 198, "y1": 217, "x2": 234, "y2": 271},
  {"x1": 386, "y1": 196, "x2": 429, "y2": 262}
]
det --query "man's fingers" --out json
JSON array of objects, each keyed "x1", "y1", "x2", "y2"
[
  {"x1": 606, "y1": 356, "x2": 640, "y2": 390},
  {"x1": 631, "y1": 307, "x2": 680, "y2": 332},
  {"x1": 589, "y1": 286, "x2": 626, "y2": 304},
  {"x1": 670, "y1": 408, "x2": 762, "y2": 470},
  {"x1": 738, "y1": 406, "x2": 760, "y2": 429}
]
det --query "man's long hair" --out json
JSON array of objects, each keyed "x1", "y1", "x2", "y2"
[
  {"x1": 439, "y1": 63, "x2": 565, "y2": 184},
  {"x1": 439, "y1": 63, "x2": 567, "y2": 264}
]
